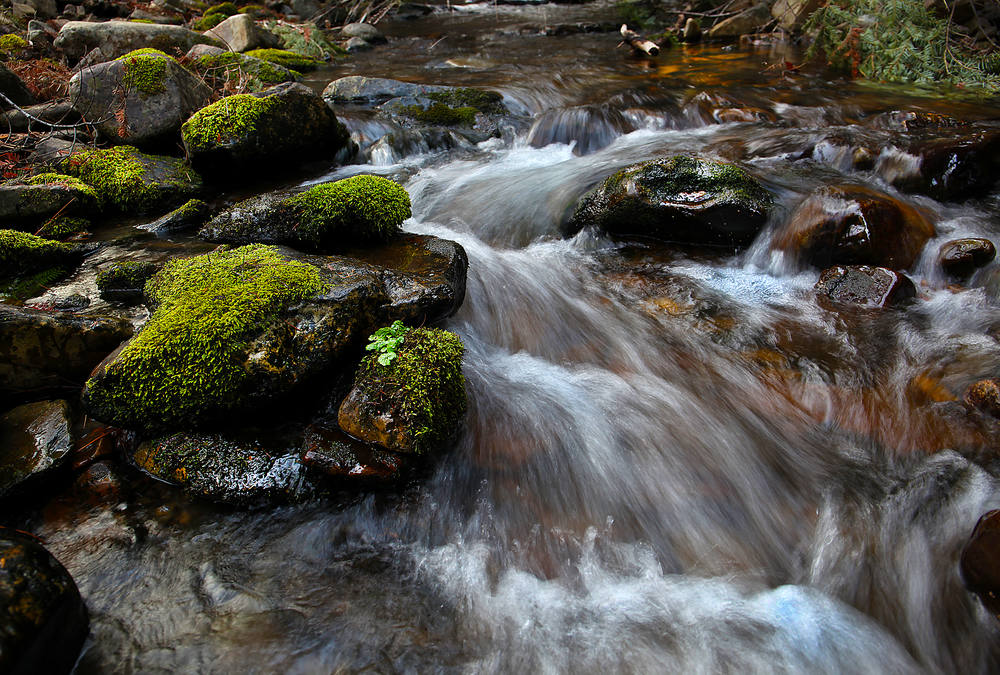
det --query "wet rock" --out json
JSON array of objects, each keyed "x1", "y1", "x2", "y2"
[
  {"x1": 73, "y1": 460, "x2": 122, "y2": 501},
  {"x1": 69, "y1": 48, "x2": 213, "y2": 147},
  {"x1": 964, "y1": 378, "x2": 1000, "y2": 418},
  {"x1": 339, "y1": 326, "x2": 466, "y2": 455},
  {"x1": 182, "y1": 82, "x2": 351, "y2": 174},
  {"x1": 341, "y1": 22, "x2": 386, "y2": 43},
  {"x1": 134, "y1": 432, "x2": 319, "y2": 505},
  {"x1": 685, "y1": 91, "x2": 775, "y2": 125},
  {"x1": 139, "y1": 197, "x2": 210, "y2": 234},
  {"x1": 566, "y1": 155, "x2": 773, "y2": 249},
  {"x1": 527, "y1": 105, "x2": 635, "y2": 155},
  {"x1": 0, "y1": 100, "x2": 80, "y2": 134},
  {"x1": 0, "y1": 229, "x2": 87, "y2": 282},
  {"x1": 322, "y1": 75, "x2": 450, "y2": 105},
  {"x1": 0, "y1": 174, "x2": 100, "y2": 226},
  {"x1": 773, "y1": 184, "x2": 935, "y2": 270},
  {"x1": 893, "y1": 129, "x2": 1000, "y2": 201},
  {"x1": 0, "y1": 529, "x2": 89, "y2": 675},
  {"x1": 0, "y1": 62, "x2": 36, "y2": 108},
  {"x1": 204, "y1": 13, "x2": 278, "y2": 52},
  {"x1": 814, "y1": 265, "x2": 917, "y2": 308},
  {"x1": 0, "y1": 303, "x2": 132, "y2": 405},
  {"x1": 53, "y1": 20, "x2": 224, "y2": 62},
  {"x1": 84, "y1": 239, "x2": 467, "y2": 432},
  {"x1": 52, "y1": 293, "x2": 90, "y2": 311},
  {"x1": 939, "y1": 238, "x2": 996, "y2": 280},
  {"x1": 0, "y1": 400, "x2": 73, "y2": 497},
  {"x1": 961, "y1": 510, "x2": 1000, "y2": 614},
  {"x1": 95, "y1": 260, "x2": 158, "y2": 303},
  {"x1": 345, "y1": 36, "x2": 373, "y2": 52},
  {"x1": 301, "y1": 422, "x2": 403, "y2": 482}
]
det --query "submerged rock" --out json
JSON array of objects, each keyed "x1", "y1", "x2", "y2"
[
  {"x1": 134, "y1": 432, "x2": 318, "y2": 505},
  {"x1": 773, "y1": 184, "x2": 935, "y2": 270},
  {"x1": 566, "y1": 155, "x2": 773, "y2": 249},
  {"x1": 0, "y1": 529, "x2": 89, "y2": 675},
  {"x1": 895, "y1": 129, "x2": 1000, "y2": 201},
  {"x1": 339, "y1": 325, "x2": 466, "y2": 454},
  {"x1": 199, "y1": 175, "x2": 411, "y2": 250},
  {"x1": 0, "y1": 399, "x2": 73, "y2": 497},
  {"x1": 939, "y1": 238, "x2": 996, "y2": 280},
  {"x1": 814, "y1": 265, "x2": 917, "y2": 309},
  {"x1": 961, "y1": 510, "x2": 1000, "y2": 614},
  {"x1": 69, "y1": 48, "x2": 213, "y2": 147},
  {"x1": 0, "y1": 304, "x2": 132, "y2": 405},
  {"x1": 181, "y1": 82, "x2": 351, "y2": 173}
]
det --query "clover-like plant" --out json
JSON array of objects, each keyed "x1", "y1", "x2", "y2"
[{"x1": 366, "y1": 320, "x2": 410, "y2": 366}]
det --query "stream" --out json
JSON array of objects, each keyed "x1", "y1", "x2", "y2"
[{"x1": 21, "y1": 1, "x2": 1000, "y2": 672}]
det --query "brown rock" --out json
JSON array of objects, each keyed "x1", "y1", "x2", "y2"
[
  {"x1": 961, "y1": 510, "x2": 1000, "y2": 614},
  {"x1": 939, "y1": 238, "x2": 996, "y2": 280},
  {"x1": 814, "y1": 265, "x2": 917, "y2": 308},
  {"x1": 300, "y1": 423, "x2": 403, "y2": 482}
]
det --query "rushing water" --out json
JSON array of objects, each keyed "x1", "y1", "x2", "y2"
[{"x1": 21, "y1": 2, "x2": 1000, "y2": 672}]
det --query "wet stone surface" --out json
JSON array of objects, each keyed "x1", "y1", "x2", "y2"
[{"x1": 0, "y1": 400, "x2": 73, "y2": 497}]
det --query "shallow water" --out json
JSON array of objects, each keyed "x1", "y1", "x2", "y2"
[{"x1": 22, "y1": 2, "x2": 1000, "y2": 672}]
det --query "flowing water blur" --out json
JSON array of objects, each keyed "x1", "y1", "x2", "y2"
[{"x1": 31, "y1": 3, "x2": 1000, "y2": 672}]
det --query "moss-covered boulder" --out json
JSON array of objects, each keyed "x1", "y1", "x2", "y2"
[
  {"x1": 0, "y1": 529, "x2": 89, "y2": 675},
  {"x1": 0, "y1": 400, "x2": 73, "y2": 497},
  {"x1": 338, "y1": 325, "x2": 466, "y2": 454},
  {"x1": 140, "y1": 198, "x2": 211, "y2": 235},
  {"x1": 36, "y1": 217, "x2": 90, "y2": 241},
  {"x1": 566, "y1": 155, "x2": 774, "y2": 249},
  {"x1": 199, "y1": 174, "x2": 411, "y2": 250},
  {"x1": 244, "y1": 48, "x2": 321, "y2": 71},
  {"x1": 59, "y1": 145, "x2": 202, "y2": 213},
  {"x1": 269, "y1": 21, "x2": 342, "y2": 60},
  {"x1": 95, "y1": 260, "x2": 158, "y2": 303},
  {"x1": 69, "y1": 48, "x2": 213, "y2": 147},
  {"x1": 0, "y1": 174, "x2": 99, "y2": 228},
  {"x1": 773, "y1": 184, "x2": 935, "y2": 270},
  {"x1": 84, "y1": 235, "x2": 468, "y2": 432},
  {"x1": 191, "y1": 51, "x2": 299, "y2": 93},
  {"x1": 133, "y1": 432, "x2": 319, "y2": 505},
  {"x1": 181, "y1": 82, "x2": 351, "y2": 173},
  {"x1": 0, "y1": 229, "x2": 83, "y2": 282}
]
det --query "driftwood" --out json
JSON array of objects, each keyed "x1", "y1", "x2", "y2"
[{"x1": 619, "y1": 24, "x2": 660, "y2": 57}]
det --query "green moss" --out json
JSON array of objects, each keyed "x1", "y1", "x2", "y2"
[
  {"x1": 0, "y1": 34, "x2": 29, "y2": 52},
  {"x1": 244, "y1": 48, "x2": 320, "y2": 71},
  {"x1": 114, "y1": 48, "x2": 174, "y2": 96},
  {"x1": 401, "y1": 103, "x2": 477, "y2": 127},
  {"x1": 37, "y1": 216, "x2": 89, "y2": 240},
  {"x1": 282, "y1": 175, "x2": 411, "y2": 246},
  {"x1": 96, "y1": 260, "x2": 157, "y2": 293},
  {"x1": 193, "y1": 13, "x2": 226, "y2": 31},
  {"x1": 426, "y1": 88, "x2": 505, "y2": 115},
  {"x1": 205, "y1": 2, "x2": 239, "y2": 16},
  {"x1": 23, "y1": 173, "x2": 100, "y2": 202},
  {"x1": 130, "y1": 18, "x2": 155, "y2": 24},
  {"x1": 269, "y1": 22, "x2": 343, "y2": 59},
  {"x1": 85, "y1": 244, "x2": 326, "y2": 430},
  {"x1": 193, "y1": 52, "x2": 296, "y2": 91},
  {"x1": 355, "y1": 326, "x2": 466, "y2": 454},
  {"x1": 181, "y1": 94, "x2": 278, "y2": 151},
  {"x1": 238, "y1": 4, "x2": 269, "y2": 17},
  {"x1": 0, "y1": 229, "x2": 75, "y2": 280}
]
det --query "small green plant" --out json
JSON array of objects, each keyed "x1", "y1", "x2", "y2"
[{"x1": 366, "y1": 320, "x2": 410, "y2": 365}]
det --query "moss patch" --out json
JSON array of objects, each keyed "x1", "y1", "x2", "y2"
[
  {"x1": 270, "y1": 22, "x2": 344, "y2": 59},
  {"x1": 283, "y1": 175, "x2": 411, "y2": 246},
  {"x1": 354, "y1": 326, "x2": 466, "y2": 454},
  {"x1": 0, "y1": 229, "x2": 75, "y2": 280},
  {"x1": 402, "y1": 102, "x2": 477, "y2": 127},
  {"x1": 193, "y1": 13, "x2": 227, "y2": 31},
  {"x1": 427, "y1": 88, "x2": 505, "y2": 114},
  {"x1": 85, "y1": 244, "x2": 326, "y2": 430},
  {"x1": 181, "y1": 94, "x2": 278, "y2": 151},
  {"x1": 0, "y1": 34, "x2": 29, "y2": 53},
  {"x1": 206, "y1": 2, "x2": 239, "y2": 16},
  {"x1": 193, "y1": 53, "x2": 296, "y2": 92},
  {"x1": 116, "y1": 49, "x2": 174, "y2": 96},
  {"x1": 37, "y1": 216, "x2": 89, "y2": 240},
  {"x1": 23, "y1": 173, "x2": 100, "y2": 202},
  {"x1": 244, "y1": 48, "x2": 320, "y2": 71},
  {"x1": 96, "y1": 260, "x2": 157, "y2": 293}
]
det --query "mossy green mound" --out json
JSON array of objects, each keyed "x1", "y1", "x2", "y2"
[
  {"x1": 181, "y1": 93, "x2": 277, "y2": 149},
  {"x1": 0, "y1": 229, "x2": 78, "y2": 281},
  {"x1": 193, "y1": 52, "x2": 298, "y2": 92},
  {"x1": 270, "y1": 22, "x2": 343, "y2": 59},
  {"x1": 341, "y1": 326, "x2": 466, "y2": 454},
  {"x1": 115, "y1": 48, "x2": 175, "y2": 96},
  {"x1": 59, "y1": 146, "x2": 202, "y2": 213},
  {"x1": 37, "y1": 217, "x2": 90, "y2": 240},
  {"x1": 427, "y1": 88, "x2": 506, "y2": 115},
  {"x1": 193, "y1": 13, "x2": 226, "y2": 31},
  {"x1": 22, "y1": 173, "x2": 100, "y2": 202},
  {"x1": 84, "y1": 244, "x2": 327, "y2": 431},
  {"x1": 96, "y1": 260, "x2": 158, "y2": 298},
  {"x1": 244, "y1": 48, "x2": 320, "y2": 71},
  {"x1": 284, "y1": 175, "x2": 411, "y2": 246},
  {"x1": 0, "y1": 34, "x2": 29, "y2": 53},
  {"x1": 401, "y1": 102, "x2": 477, "y2": 127}
]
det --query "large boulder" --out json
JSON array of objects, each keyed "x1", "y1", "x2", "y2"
[
  {"x1": 566, "y1": 155, "x2": 774, "y2": 248},
  {"x1": 83, "y1": 238, "x2": 467, "y2": 432},
  {"x1": 0, "y1": 173, "x2": 100, "y2": 226},
  {"x1": 0, "y1": 400, "x2": 73, "y2": 497},
  {"x1": 814, "y1": 265, "x2": 917, "y2": 309},
  {"x1": 773, "y1": 184, "x2": 935, "y2": 270},
  {"x1": 0, "y1": 304, "x2": 132, "y2": 405},
  {"x1": 199, "y1": 175, "x2": 411, "y2": 250},
  {"x1": 339, "y1": 325, "x2": 466, "y2": 455},
  {"x1": 59, "y1": 145, "x2": 202, "y2": 213},
  {"x1": 204, "y1": 13, "x2": 277, "y2": 52},
  {"x1": 69, "y1": 48, "x2": 213, "y2": 147},
  {"x1": 0, "y1": 529, "x2": 88, "y2": 675},
  {"x1": 52, "y1": 20, "x2": 223, "y2": 61},
  {"x1": 181, "y1": 82, "x2": 351, "y2": 173}
]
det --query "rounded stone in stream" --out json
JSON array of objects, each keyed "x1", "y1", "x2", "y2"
[
  {"x1": 939, "y1": 238, "x2": 996, "y2": 280},
  {"x1": 301, "y1": 423, "x2": 403, "y2": 482},
  {"x1": 961, "y1": 510, "x2": 1000, "y2": 614},
  {"x1": 814, "y1": 265, "x2": 916, "y2": 309},
  {"x1": 0, "y1": 528, "x2": 89, "y2": 675},
  {"x1": 773, "y1": 184, "x2": 935, "y2": 270},
  {"x1": 134, "y1": 432, "x2": 320, "y2": 505},
  {"x1": 565, "y1": 155, "x2": 773, "y2": 249},
  {"x1": 0, "y1": 400, "x2": 73, "y2": 497},
  {"x1": 964, "y1": 379, "x2": 1000, "y2": 418}
]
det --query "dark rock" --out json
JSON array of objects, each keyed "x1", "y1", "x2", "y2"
[
  {"x1": 0, "y1": 100, "x2": 80, "y2": 134},
  {"x1": 182, "y1": 82, "x2": 352, "y2": 174},
  {"x1": 0, "y1": 400, "x2": 73, "y2": 497},
  {"x1": 961, "y1": 510, "x2": 1000, "y2": 614},
  {"x1": 0, "y1": 177, "x2": 100, "y2": 226},
  {"x1": 0, "y1": 529, "x2": 89, "y2": 675},
  {"x1": 0, "y1": 62, "x2": 36, "y2": 108},
  {"x1": 133, "y1": 432, "x2": 320, "y2": 505},
  {"x1": 566, "y1": 155, "x2": 773, "y2": 249},
  {"x1": 814, "y1": 265, "x2": 917, "y2": 309},
  {"x1": 69, "y1": 49, "x2": 213, "y2": 147},
  {"x1": 527, "y1": 105, "x2": 635, "y2": 155},
  {"x1": 73, "y1": 460, "x2": 122, "y2": 501},
  {"x1": 300, "y1": 423, "x2": 403, "y2": 482},
  {"x1": 395, "y1": 3, "x2": 433, "y2": 19},
  {"x1": 139, "y1": 198, "x2": 210, "y2": 235},
  {"x1": 773, "y1": 184, "x2": 935, "y2": 270},
  {"x1": 939, "y1": 238, "x2": 996, "y2": 280},
  {"x1": 52, "y1": 20, "x2": 223, "y2": 61},
  {"x1": 0, "y1": 303, "x2": 132, "y2": 405},
  {"x1": 322, "y1": 75, "x2": 450, "y2": 105},
  {"x1": 95, "y1": 260, "x2": 158, "y2": 303},
  {"x1": 893, "y1": 129, "x2": 1000, "y2": 201},
  {"x1": 683, "y1": 17, "x2": 702, "y2": 42},
  {"x1": 52, "y1": 293, "x2": 90, "y2": 311},
  {"x1": 965, "y1": 378, "x2": 1000, "y2": 418}
]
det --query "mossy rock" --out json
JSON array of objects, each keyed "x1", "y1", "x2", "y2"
[
  {"x1": 0, "y1": 34, "x2": 29, "y2": 54},
  {"x1": 0, "y1": 229, "x2": 82, "y2": 281},
  {"x1": 181, "y1": 82, "x2": 351, "y2": 173},
  {"x1": 269, "y1": 21, "x2": 342, "y2": 59},
  {"x1": 200, "y1": 175, "x2": 411, "y2": 250},
  {"x1": 566, "y1": 155, "x2": 774, "y2": 249},
  {"x1": 0, "y1": 174, "x2": 100, "y2": 226},
  {"x1": 400, "y1": 102, "x2": 478, "y2": 127},
  {"x1": 338, "y1": 326, "x2": 466, "y2": 455},
  {"x1": 140, "y1": 198, "x2": 211, "y2": 235},
  {"x1": 192, "y1": 51, "x2": 298, "y2": 92},
  {"x1": 244, "y1": 48, "x2": 321, "y2": 71},
  {"x1": 36, "y1": 217, "x2": 90, "y2": 241},
  {"x1": 95, "y1": 260, "x2": 158, "y2": 303},
  {"x1": 192, "y1": 13, "x2": 227, "y2": 31},
  {"x1": 59, "y1": 146, "x2": 203, "y2": 214}
]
